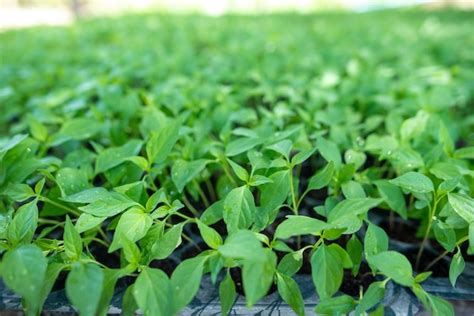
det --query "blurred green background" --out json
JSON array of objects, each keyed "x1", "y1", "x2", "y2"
[{"x1": 1, "y1": 0, "x2": 473, "y2": 29}]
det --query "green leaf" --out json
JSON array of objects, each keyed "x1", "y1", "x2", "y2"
[
  {"x1": 2, "y1": 245, "x2": 47, "y2": 315},
  {"x1": 415, "y1": 271, "x2": 432, "y2": 283},
  {"x1": 307, "y1": 161, "x2": 335, "y2": 191},
  {"x1": 317, "y1": 137, "x2": 341, "y2": 168},
  {"x1": 243, "y1": 249, "x2": 276, "y2": 307},
  {"x1": 277, "y1": 251, "x2": 303, "y2": 276},
  {"x1": 97, "y1": 269, "x2": 123, "y2": 316},
  {"x1": 448, "y1": 193, "x2": 474, "y2": 223},
  {"x1": 171, "y1": 159, "x2": 208, "y2": 192},
  {"x1": 133, "y1": 267, "x2": 174, "y2": 316},
  {"x1": 109, "y1": 207, "x2": 152, "y2": 252},
  {"x1": 389, "y1": 172, "x2": 434, "y2": 194},
  {"x1": 38, "y1": 262, "x2": 65, "y2": 313},
  {"x1": 449, "y1": 248, "x2": 465, "y2": 287},
  {"x1": 56, "y1": 167, "x2": 90, "y2": 196},
  {"x1": 344, "y1": 149, "x2": 366, "y2": 170},
  {"x1": 346, "y1": 235, "x2": 363, "y2": 275},
  {"x1": 433, "y1": 221, "x2": 456, "y2": 252},
  {"x1": 3, "y1": 183, "x2": 35, "y2": 201},
  {"x1": 125, "y1": 156, "x2": 149, "y2": 171},
  {"x1": 66, "y1": 263, "x2": 104, "y2": 316},
  {"x1": 226, "y1": 136, "x2": 263, "y2": 157},
  {"x1": 7, "y1": 200, "x2": 38, "y2": 246},
  {"x1": 276, "y1": 273, "x2": 304, "y2": 316},
  {"x1": 79, "y1": 192, "x2": 138, "y2": 217},
  {"x1": 223, "y1": 186, "x2": 255, "y2": 233},
  {"x1": 34, "y1": 178, "x2": 45, "y2": 195},
  {"x1": 57, "y1": 118, "x2": 101, "y2": 142},
  {"x1": 437, "y1": 178, "x2": 459, "y2": 196},
  {"x1": 259, "y1": 170, "x2": 290, "y2": 224},
  {"x1": 291, "y1": 147, "x2": 316, "y2": 165},
  {"x1": 328, "y1": 244, "x2": 353, "y2": 269},
  {"x1": 368, "y1": 251, "x2": 414, "y2": 287},
  {"x1": 219, "y1": 271, "x2": 236, "y2": 315},
  {"x1": 248, "y1": 174, "x2": 273, "y2": 186},
  {"x1": 218, "y1": 230, "x2": 262, "y2": 260},
  {"x1": 328, "y1": 198, "x2": 382, "y2": 224},
  {"x1": 122, "y1": 285, "x2": 138, "y2": 316},
  {"x1": 267, "y1": 139, "x2": 292, "y2": 159},
  {"x1": 75, "y1": 213, "x2": 106, "y2": 233},
  {"x1": 428, "y1": 294, "x2": 454, "y2": 316},
  {"x1": 341, "y1": 180, "x2": 366, "y2": 199},
  {"x1": 150, "y1": 223, "x2": 184, "y2": 260},
  {"x1": 95, "y1": 140, "x2": 142, "y2": 174},
  {"x1": 374, "y1": 180, "x2": 407, "y2": 219},
  {"x1": 171, "y1": 256, "x2": 207, "y2": 310},
  {"x1": 364, "y1": 223, "x2": 388, "y2": 258},
  {"x1": 201, "y1": 200, "x2": 224, "y2": 225},
  {"x1": 414, "y1": 284, "x2": 455, "y2": 316},
  {"x1": 315, "y1": 295, "x2": 355, "y2": 315},
  {"x1": 146, "y1": 120, "x2": 181, "y2": 164},
  {"x1": 454, "y1": 146, "x2": 474, "y2": 159},
  {"x1": 311, "y1": 244, "x2": 343, "y2": 299},
  {"x1": 61, "y1": 187, "x2": 109, "y2": 203},
  {"x1": 227, "y1": 159, "x2": 249, "y2": 182},
  {"x1": 0, "y1": 134, "x2": 28, "y2": 160},
  {"x1": 197, "y1": 220, "x2": 222, "y2": 249},
  {"x1": 64, "y1": 216, "x2": 82, "y2": 260},
  {"x1": 275, "y1": 215, "x2": 326, "y2": 239},
  {"x1": 356, "y1": 281, "x2": 385, "y2": 314}
]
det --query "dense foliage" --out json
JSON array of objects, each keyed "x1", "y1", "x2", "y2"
[{"x1": 0, "y1": 9, "x2": 473, "y2": 316}]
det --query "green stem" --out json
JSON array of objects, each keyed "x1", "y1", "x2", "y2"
[
  {"x1": 415, "y1": 195, "x2": 439, "y2": 270},
  {"x1": 193, "y1": 180, "x2": 210, "y2": 208},
  {"x1": 288, "y1": 168, "x2": 298, "y2": 215},
  {"x1": 205, "y1": 178, "x2": 217, "y2": 202},
  {"x1": 39, "y1": 196, "x2": 80, "y2": 216},
  {"x1": 38, "y1": 218, "x2": 62, "y2": 225},
  {"x1": 182, "y1": 194, "x2": 200, "y2": 217},
  {"x1": 148, "y1": 176, "x2": 159, "y2": 192},
  {"x1": 424, "y1": 236, "x2": 469, "y2": 271},
  {"x1": 175, "y1": 211, "x2": 195, "y2": 222},
  {"x1": 297, "y1": 189, "x2": 310, "y2": 210}
]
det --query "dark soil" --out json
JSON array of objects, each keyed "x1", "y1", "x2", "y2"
[
  {"x1": 340, "y1": 262, "x2": 376, "y2": 297},
  {"x1": 404, "y1": 247, "x2": 449, "y2": 276},
  {"x1": 230, "y1": 267, "x2": 245, "y2": 295},
  {"x1": 378, "y1": 215, "x2": 422, "y2": 244},
  {"x1": 149, "y1": 258, "x2": 179, "y2": 277},
  {"x1": 229, "y1": 267, "x2": 277, "y2": 296}
]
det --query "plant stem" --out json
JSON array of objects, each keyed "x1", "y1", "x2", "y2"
[
  {"x1": 389, "y1": 211, "x2": 395, "y2": 232},
  {"x1": 39, "y1": 196, "x2": 80, "y2": 216},
  {"x1": 415, "y1": 196, "x2": 439, "y2": 271},
  {"x1": 38, "y1": 218, "x2": 62, "y2": 225},
  {"x1": 297, "y1": 189, "x2": 310, "y2": 210},
  {"x1": 97, "y1": 227, "x2": 110, "y2": 243},
  {"x1": 288, "y1": 168, "x2": 298, "y2": 215},
  {"x1": 424, "y1": 236, "x2": 469, "y2": 271},
  {"x1": 175, "y1": 211, "x2": 195, "y2": 222},
  {"x1": 182, "y1": 194, "x2": 200, "y2": 217},
  {"x1": 148, "y1": 176, "x2": 159, "y2": 192},
  {"x1": 193, "y1": 180, "x2": 210, "y2": 208},
  {"x1": 288, "y1": 167, "x2": 301, "y2": 247},
  {"x1": 205, "y1": 178, "x2": 217, "y2": 202}
]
